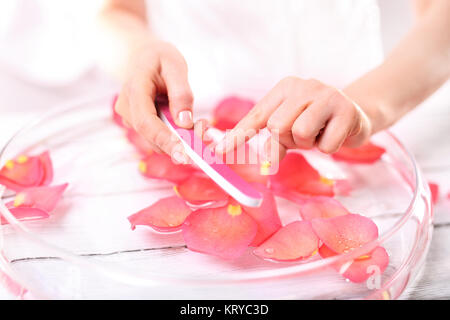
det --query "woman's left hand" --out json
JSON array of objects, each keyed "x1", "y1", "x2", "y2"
[{"x1": 215, "y1": 77, "x2": 373, "y2": 161}]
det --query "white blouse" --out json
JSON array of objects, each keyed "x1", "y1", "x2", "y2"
[{"x1": 146, "y1": 0, "x2": 384, "y2": 111}]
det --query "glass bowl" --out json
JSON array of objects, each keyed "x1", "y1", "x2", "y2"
[{"x1": 0, "y1": 95, "x2": 433, "y2": 299}]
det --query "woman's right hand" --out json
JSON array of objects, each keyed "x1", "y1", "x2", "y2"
[{"x1": 114, "y1": 39, "x2": 194, "y2": 163}]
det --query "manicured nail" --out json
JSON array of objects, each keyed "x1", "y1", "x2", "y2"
[
  {"x1": 215, "y1": 139, "x2": 226, "y2": 154},
  {"x1": 178, "y1": 110, "x2": 193, "y2": 127},
  {"x1": 203, "y1": 128, "x2": 214, "y2": 142},
  {"x1": 172, "y1": 150, "x2": 189, "y2": 164}
]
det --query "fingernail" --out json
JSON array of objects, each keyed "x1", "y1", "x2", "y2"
[
  {"x1": 172, "y1": 150, "x2": 189, "y2": 164},
  {"x1": 178, "y1": 110, "x2": 193, "y2": 127},
  {"x1": 203, "y1": 128, "x2": 214, "y2": 142},
  {"x1": 215, "y1": 139, "x2": 226, "y2": 154}
]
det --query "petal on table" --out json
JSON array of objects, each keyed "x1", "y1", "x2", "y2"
[
  {"x1": 331, "y1": 142, "x2": 385, "y2": 164},
  {"x1": 241, "y1": 184, "x2": 282, "y2": 246},
  {"x1": 253, "y1": 221, "x2": 319, "y2": 262},
  {"x1": 311, "y1": 214, "x2": 378, "y2": 254},
  {"x1": 212, "y1": 96, "x2": 254, "y2": 130},
  {"x1": 270, "y1": 152, "x2": 334, "y2": 197},
  {"x1": 182, "y1": 204, "x2": 258, "y2": 260},
  {"x1": 128, "y1": 196, "x2": 192, "y2": 232},
  {"x1": 7, "y1": 183, "x2": 68, "y2": 212},
  {"x1": 139, "y1": 152, "x2": 196, "y2": 184},
  {"x1": 298, "y1": 196, "x2": 349, "y2": 221},
  {"x1": 428, "y1": 182, "x2": 439, "y2": 205},
  {"x1": 0, "y1": 155, "x2": 44, "y2": 191},
  {"x1": 1, "y1": 207, "x2": 50, "y2": 225},
  {"x1": 175, "y1": 174, "x2": 229, "y2": 204}
]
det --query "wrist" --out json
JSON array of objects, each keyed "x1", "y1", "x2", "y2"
[{"x1": 344, "y1": 85, "x2": 394, "y2": 135}]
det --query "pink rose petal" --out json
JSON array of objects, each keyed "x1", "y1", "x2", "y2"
[
  {"x1": 1, "y1": 207, "x2": 50, "y2": 225},
  {"x1": 38, "y1": 151, "x2": 54, "y2": 187},
  {"x1": 128, "y1": 196, "x2": 192, "y2": 232},
  {"x1": 298, "y1": 196, "x2": 349, "y2": 221},
  {"x1": 6, "y1": 183, "x2": 68, "y2": 212},
  {"x1": 241, "y1": 184, "x2": 282, "y2": 246},
  {"x1": 270, "y1": 153, "x2": 334, "y2": 197},
  {"x1": 213, "y1": 96, "x2": 254, "y2": 130},
  {"x1": 331, "y1": 142, "x2": 385, "y2": 164},
  {"x1": 428, "y1": 182, "x2": 439, "y2": 205},
  {"x1": 182, "y1": 204, "x2": 258, "y2": 260},
  {"x1": 253, "y1": 221, "x2": 319, "y2": 261},
  {"x1": 319, "y1": 244, "x2": 389, "y2": 283},
  {"x1": 225, "y1": 144, "x2": 269, "y2": 185},
  {"x1": 311, "y1": 214, "x2": 379, "y2": 254},
  {"x1": 139, "y1": 152, "x2": 196, "y2": 184},
  {"x1": 175, "y1": 174, "x2": 229, "y2": 204},
  {"x1": 0, "y1": 152, "x2": 53, "y2": 191}
]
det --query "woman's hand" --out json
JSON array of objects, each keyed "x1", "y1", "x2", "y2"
[
  {"x1": 215, "y1": 77, "x2": 373, "y2": 162},
  {"x1": 114, "y1": 40, "x2": 194, "y2": 162}
]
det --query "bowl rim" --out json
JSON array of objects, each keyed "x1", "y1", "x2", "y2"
[{"x1": 0, "y1": 94, "x2": 431, "y2": 294}]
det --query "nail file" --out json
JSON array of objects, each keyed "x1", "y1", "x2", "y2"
[{"x1": 156, "y1": 96, "x2": 263, "y2": 207}]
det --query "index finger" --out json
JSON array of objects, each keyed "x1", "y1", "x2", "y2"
[
  {"x1": 129, "y1": 78, "x2": 188, "y2": 162},
  {"x1": 215, "y1": 86, "x2": 283, "y2": 154}
]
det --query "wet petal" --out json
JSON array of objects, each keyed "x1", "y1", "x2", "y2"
[
  {"x1": 311, "y1": 214, "x2": 379, "y2": 254},
  {"x1": 319, "y1": 244, "x2": 389, "y2": 283},
  {"x1": 7, "y1": 184, "x2": 68, "y2": 212},
  {"x1": 241, "y1": 184, "x2": 282, "y2": 246},
  {"x1": 182, "y1": 204, "x2": 258, "y2": 260},
  {"x1": 226, "y1": 144, "x2": 269, "y2": 185},
  {"x1": 175, "y1": 174, "x2": 229, "y2": 204},
  {"x1": 253, "y1": 221, "x2": 319, "y2": 261},
  {"x1": 212, "y1": 96, "x2": 254, "y2": 130},
  {"x1": 298, "y1": 196, "x2": 349, "y2": 221},
  {"x1": 128, "y1": 196, "x2": 192, "y2": 232},
  {"x1": 342, "y1": 246, "x2": 389, "y2": 283},
  {"x1": 270, "y1": 153, "x2": 334, "y2": 197},
  {"x1": 332, "y1": 142, "x2": 385, "y2": 164},
  {"x1": 38, "y1": 151, "x2": 54, "y2": 187},
  {"x1": 428, "y1": 182, "x2": 439, "y2": 205},
  {"x1": 139, "y1": 152, "x2": 196, "y2": 184},
  {"x1": 0, "y1": 153, "x2": 49, "y2": 191},
  {"x1": 1, "y1": 207, "x2": 50, "y2": 225}
]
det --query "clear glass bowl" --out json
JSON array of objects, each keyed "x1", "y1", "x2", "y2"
[{"x1": 0, "y1": 95, "x2": 433, "y2": 299}]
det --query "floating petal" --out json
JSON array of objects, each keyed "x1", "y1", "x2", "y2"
[
  {"x1": 1, "y1": 207, "x2": 50, "y2": 225},
  {"x1": 139, "y1": 153, "x2": 196, "y2": 183},
  {"x1": 128, "y1": 196, "x2": 192, "y2": 232},
  {"x1": 212, "y1": 96, "x2": 254, "y2": 130},
  {"x1": 298, "y1": 196, "x2": 349, "y2": 221},
  {"x1": 175, "y1": 174, "x2": 229, "y2": 204},
  {"x1": 311, "y1": 214, "x2": 378, "y2": 254},
  {"x1": 253, "y1": 221, "x2": 319, "y2": 261},
  {"x1": 7, "y1": 183, "x2": 68, "y2": 212},
  {"x1": 428, "y1": 182, "x2": 439, "y2": 205},
  {"x1": 0, "y1": 152, "x2": 53, "y2": 191},
  {"x1": 270, "y1": 152, "x2": 334, "y2": 197},
  {"x1": 182, "y1": 204, "x2": 257, "y2": 259},
  {"x1": 241, "y1": 184, "x2": 282, "y2": 246},
  {"x1": 332, "y1": 142, "x2": 385, "y2": 164}
]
